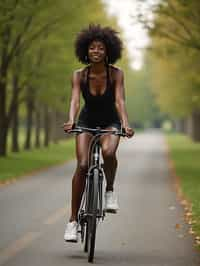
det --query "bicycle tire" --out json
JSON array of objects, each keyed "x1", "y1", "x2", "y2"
[
  {"x1": 88, "y1": 168, "x2": 99, "y2": 263},
  {"x1": 80, "y1": 221, "x2": 84, "y2": 243},
  {"x1": 84, "y1": 175, "x2": 92, "y2": 253},
  {"x1": 84, "y1": 221, "x2": 89, "y2": 252}
]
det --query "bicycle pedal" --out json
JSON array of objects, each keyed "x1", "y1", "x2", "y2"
[{"x1": 65, "y1": 239, "x2": 78, "y2": 243}]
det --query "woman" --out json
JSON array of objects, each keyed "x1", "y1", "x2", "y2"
[{"x1": 63, "y1": 24, "x2": 134, "y2": 242}]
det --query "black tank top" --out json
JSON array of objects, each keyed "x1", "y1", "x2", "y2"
[{"x1": 78, "y1": 64, "x2": 120, "y2": 127}]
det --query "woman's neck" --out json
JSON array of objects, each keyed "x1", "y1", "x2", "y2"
[{"x1": 90, "y1": 62, "x2": 107, "y2": 74}]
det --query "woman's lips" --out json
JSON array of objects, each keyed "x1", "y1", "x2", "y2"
[{"x1": 90, "y1": 54, "x2": 103, "y2": 61}]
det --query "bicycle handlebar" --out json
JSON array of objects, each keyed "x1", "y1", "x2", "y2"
[{"x1": 65, "y1": 126, "x2": 127, "y2": 137}]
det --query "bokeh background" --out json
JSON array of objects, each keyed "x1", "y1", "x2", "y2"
[{"x1": 0, "y1": 0, "x2": 200, "y2": 254}]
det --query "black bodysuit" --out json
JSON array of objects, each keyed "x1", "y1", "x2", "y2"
[{"x1": 77, "y1": 65, "x2": 121, "y2": 130}]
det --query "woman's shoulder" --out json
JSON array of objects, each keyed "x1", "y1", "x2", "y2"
[
  {"x1": 109, "y1": 64, "x2": 122, "y2": 70},
  {"x1": 72, "y1": 66, "x2": 88, "y2": 85},
  {"x1": 109, "y1": 64, "x2": 123, "y2": 74},
  {"x1": 72, "y1": 67, "x2": 88, "y2": 79},
  {"x1": 109, "y1": 65, "x2": 123, "y2": 80},
  {"x1": 73, "y1": 66, "x2": 87, "y2": 75}
]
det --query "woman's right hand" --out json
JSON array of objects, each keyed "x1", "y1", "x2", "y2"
[{"x1": 63, "y1": 121, "x2": 75, "y2": 132}]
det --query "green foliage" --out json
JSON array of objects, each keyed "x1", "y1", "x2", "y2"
[
  {"x1": 148, "y1": 38, "x2": 200, "y2": 117},
  {"x1": 141, "y1": 0, "x2": 200, "y2": 118}
]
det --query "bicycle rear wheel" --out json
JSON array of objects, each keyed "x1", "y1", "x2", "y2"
[{"x1": 88, "y1": 168, "x2": 99, "y2": 263}]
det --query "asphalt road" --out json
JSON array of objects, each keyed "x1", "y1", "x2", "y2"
[{"x1": 0, "y1": 130, "x2": 199, "y2": 266}]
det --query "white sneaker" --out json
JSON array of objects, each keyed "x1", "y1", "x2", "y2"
[
  {"x1": 64, "y1": 221, "x2": 78, "y2": 242},
  {"x1": 104, "y1": 191, "x2": 119, "y2": 213}
]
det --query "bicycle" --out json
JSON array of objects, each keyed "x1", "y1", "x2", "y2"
[{"x1": 66, "y1": 126, "x2": 126, "y2": 263}]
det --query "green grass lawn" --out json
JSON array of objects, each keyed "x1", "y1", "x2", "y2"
[
  {"x1": 167, "y1": 133, "x2": 200, "y2": 247},
  {"x1": 0, "y1": 138, "x2": 75, "y2": 183}
]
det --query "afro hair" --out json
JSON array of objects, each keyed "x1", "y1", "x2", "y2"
[{"x1": 75, "y1": 24, "x2": 123, "y2": 65}]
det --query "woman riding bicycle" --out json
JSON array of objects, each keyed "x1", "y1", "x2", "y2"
[{"x1": 63, "y1": 24, "x2": 134, "y2": 242}]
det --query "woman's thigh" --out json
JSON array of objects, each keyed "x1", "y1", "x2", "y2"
[
  {"x1": 76, "y1": 132, "x2": 93, "y2": 164},
  {"x1": 100, "y1": 127, "x2": 120, "y2": 156}
]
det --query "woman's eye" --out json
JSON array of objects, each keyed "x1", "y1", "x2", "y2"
[{"x1": 89, "y1": 46, "x2": 104, "y2": 50}]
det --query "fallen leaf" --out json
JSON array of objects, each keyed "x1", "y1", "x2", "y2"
[
  {"x1": 189, "y1": 228, "x2": 195, "y2": 234},
  {"x1": 181, "y1": 200, "x2": 187, "y2": 205},
  {"x1": 185, "y1": 212, "x2": 192, "y2": 217},
  {"x1": 175, "y1": 223, "x2": 181, "y2": 229},
  {"x1": 195, "y1": 240, "x2": 200, "y2": 245}
]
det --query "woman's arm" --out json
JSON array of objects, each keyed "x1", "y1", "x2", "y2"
[
  {"x1": 115, "y1": 69, "x2": 134, "y2": 137},
  {"x1": 63, "y1": 70, "x2": 81, "y2": 131}
]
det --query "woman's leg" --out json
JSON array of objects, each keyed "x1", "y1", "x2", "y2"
[
  {"x1": 70, "y1": 132, "x2": 92, "y2": 222},
  {"x1": 100, "y1": 127, "x2": 120, "y2": 192}
]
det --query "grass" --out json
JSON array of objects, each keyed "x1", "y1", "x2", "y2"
[
  {"x1": 0, "y1": 138, "x2": 75, "y2": 183},
  {"x1": 166, "y1": 133, "x2": 200, "y2": 247}
]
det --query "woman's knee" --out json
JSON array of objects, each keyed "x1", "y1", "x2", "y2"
[
  {"x1": 102, "y1": 146, "x2": 116, "y2": 160},
  {"x1": 76, "y1": 160, "x2": 88, "y2": 173}
]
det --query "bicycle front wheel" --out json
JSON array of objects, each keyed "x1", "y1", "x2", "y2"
[
  {"x1": 88, "y1": 168, "x2": 99, "y2": 263},
  {"x1": 84, "y1": 221, "x2": 89, "y2": 252}
]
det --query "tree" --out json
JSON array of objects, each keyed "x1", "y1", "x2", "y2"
[
  {"x1": 136, "y1": 0, "x2": 200, "y2": 140},
  {"x1": 0, "y1": 0, "x2": 67, "y2": 155}
]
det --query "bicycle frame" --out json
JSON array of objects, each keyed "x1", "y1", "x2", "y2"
[{"x1": 79, "y1": 136, "x2": 106, "y2": 227}]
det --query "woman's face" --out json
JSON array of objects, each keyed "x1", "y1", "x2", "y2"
[{"x1": 88, "y1": 40, "x2": 106, "y2": 63}]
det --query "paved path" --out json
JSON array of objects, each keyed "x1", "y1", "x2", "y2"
[{"x1": 0, "y1": 130, "x2": 199, "y2": 265}]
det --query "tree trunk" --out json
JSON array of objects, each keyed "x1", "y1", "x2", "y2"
[
  {"x1": 0, "y1": 81, "x2": 8, "y2": 156},
  {"x1": 187, "y1": 111, "x2": 200, "y2": 142},
  {"x1": 35, "y1": 106, "x2": 41, "y2": 148},
  {"x1": 11, "y1": 103, "x2": 19, "y2": 152},
  {"x1": 11, "y1": 74, "x2": 19, "y2": 152},
  {"x1": 44, "y1": 105, "x2": 50, "y2": 147},
  {"x1": 0, "y1": 26, "x2": 11, "y2": 156},
  {"x1": 174, "y1": 118, "x2": 187, "y2": 134},
  {"x1": 24, "y1": 95, "x2": 34, "y2": 150},
  {"x1": 0, "y1": 121, "x2": 8, "y2": 157},
  {"x1": 55, "y1": 112, "x2": 67, "y2": 141},
  {"x1": 52, "y1": 111, "x2": 66, "y2": 143},
  {"x1": 51, "y1": 111, "x2": 58, "y2": 144}
]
